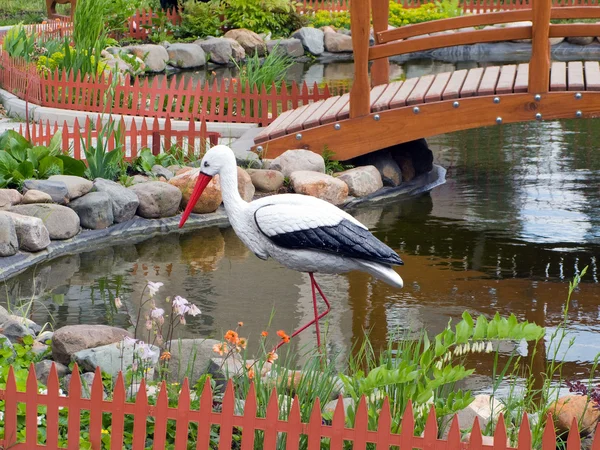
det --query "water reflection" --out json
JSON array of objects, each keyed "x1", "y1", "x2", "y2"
[{"x1": 1, "y1": 119, "x2": 600, "y2": 382}]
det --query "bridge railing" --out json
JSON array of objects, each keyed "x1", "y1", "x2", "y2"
[{"x1": 349, "y1": 0, "x2": 600, "y2": 117}]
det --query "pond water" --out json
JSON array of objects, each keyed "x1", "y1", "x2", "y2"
[{"x1": 2, "y1": 117, "x2": 600, "y2": 386}]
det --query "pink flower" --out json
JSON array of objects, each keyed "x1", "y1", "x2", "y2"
[
  {"x1": 172, "y1": 296, "x2": 189, "y2": 314},
  {"x1": 145, "y1": 319, "x2": 153, "y2": 330},
  {"x1": 114, "y1": 297, "x2": 122, "y2": 308},
  {"x1": 151, "y1": 308, "x2": 165, "y2": 319}
]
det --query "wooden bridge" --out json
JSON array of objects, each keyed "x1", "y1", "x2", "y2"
[{"x1": 253, "y1": 1, "x2": 600, "y2": 160}]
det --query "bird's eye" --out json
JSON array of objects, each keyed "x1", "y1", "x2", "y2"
[{"x1": 204, "y1": 161, "x2": 210, "y2": 168}]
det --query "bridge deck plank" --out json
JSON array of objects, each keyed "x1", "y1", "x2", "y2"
[
  {"x1": 425, "y1": 72, "x2": 452, "y2": 103},
  {"x1": 585, "y1": 61, "x2": 600, "y2": 91},
  {"x1": 304, "y1": 96, "x2": 342, "y2": 129},
  {"x1": 460, "y1": 67, "x2": 485, "y2": 97},
  {"x1": 372, "y1": 81, "x2": 403, "y2": 112},
  {"x1": 254, "y1": 109, "x2": 293, "y2": 143},
  {"x1": 496, "y1": 65, "x2": 517, "y2": 94},
  {"x1": 287, "y1": 100, "x2": 326, "y2": 134},
  {"x1": 389, "y1": 77, "x2": 419, "y2": 108},
  {"x1": 568, "y1": 61, "x2": 585, "y2": 91},
  {"x1": 407, "y1": 74, "x2": 436, "y2": 105},
  {"x1": 514, "y1": 63, "x2": 529, "y2": 93},
  {"x1": 442, "y1": 69, "x2": 468, "y2": 100},
  {"x1": 267, "y1": 104, "x2": 309, "y2": 139},
  {"x1": 550, "y1": 62, "x2": 567, "y2": 91},
  {"x1": 321, "y1": 93, "x2": 350, "y2": 124},
  {"x1": 477, "y1": 66, "x2": 501, "y2": 96},
  {"x1": 370, "y1": 84, "x2": 388, "y2": 110}
]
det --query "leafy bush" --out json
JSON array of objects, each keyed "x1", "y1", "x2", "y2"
[
  {"x1": 0, "y1": 130, "x2": 86, "y2": 188},
  {"x1": 132, "y1": 147, "x2": 182, "y2": 174},
  {"x1": 222, "y1": 0, "x2": 305, "y2": 37},
  {"x1": 178, "y1": 0, "x2": 223, "y2": 39},
  {"x1": 2, "y1": 24, "x2": 37, "y2": 61},
  {"x1": 103, "y1": 0, "x2": 146, "y2": 36},
  {"x1": 36, "y1": 41, "x2": 109, "y2": 77}
]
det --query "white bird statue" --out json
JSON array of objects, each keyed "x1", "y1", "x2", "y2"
[{"x1": 179, "y1": 145, "x2": 404, "y2": 350}]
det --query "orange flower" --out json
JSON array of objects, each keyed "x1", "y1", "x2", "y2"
[
  {"x1": 238, "y1": 321, "x2": 244, "y2": 327},
  {"x1": 277, "y1": 330, "x2": 290, "y2": 343},
  {"x1": 213, "y1": 342, "x2": 228, "y2": 356},
  {"x1": 237, "y1": 337, "x2": 248, "y2": 350},
  {"x1": 246, "y1": 364, "x2": 255, "y2": 379},
  {"x1": 261, "y1": 331, "x2": 268, "y2": 337},
  {"x1": 224, "y1": 330, "x2": 239, "y2": 345},
  {"x1": 266, "y1": 352, "x2": 278, "y2": 363},
  {"x1": 160, "y1": 351, "x2": 171, "y2": 361},
  {"x1": 232, "y1": 78, "x2": 238, "y2": 85}
]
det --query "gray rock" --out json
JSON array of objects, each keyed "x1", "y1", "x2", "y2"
[
  {"x1": 124, "y1": 44, "x2": 170, "y2": 72},
  {"x1": 443, "y1": 394, "x2": 505, "y2": 438},
  {"x1": 22, "y1": 189, "x2": 53, "y2": 204},
  {"x1": 567, "y1": 36, "x2": 595, "y2": 45},
  {"x1": 151, "y1": 165, "x2": 174, "y2": 180},
  {"x1": 224, "y1": 38, "x2": 246, "y2": 62},
  {"x1": 52, "y1": 324, "x2": 132, "y2": 365},
  {"x1": 267, "y1": 38, "x2": 304, "y2": 57},
  {"x1": 335, "y1": 165, "x2": 383, "y2": 197},
  {"x1": 292, "y1": 27, "x2": 325, "y2": 56},
  {"x1": 290, "y1": 171, "x2": 349, "y2": 205},
  {"x1": 22, "y1": 179, "x2": 69, "y2": 205},
  {"x1": 0, "y1": 319, "x2": 34, "y2": 342},
  {"x1": 92, "y1": 178, "x2": 140, "y2": 223},
  {"x1": 69, "y1": 192, "x2": 114, "y2": 230},
  {"x1": 9, "y1": 204, "x2": 80, "y2": 240},
  {"x1": 166, "y1": 338, "x2": 222, "y2": 384},
  {"x1": 129, "y1": 181, "x2": 182, "y2": 218},
  {"x1": 207, "y1": 356, "x2": 250, "y2": 388},
  {"x1": 389, "y1": 138, "x2": 434, "y2": 176},
  {"x1": 351, "y1": 150, "x2": 402, "y2": 186},
  {"x1": 62, "y1": 372, "x2": 101, "y2": 399},
  {"x1": 324, "y1": 32, "x2": 353, "y2": 53},
  {"x1": 324, "y1": 397, "x2": 355, "y2": 416},
  {"x1": 131, "y1": 174, "x2": 150, "y2": 185},
  {"x1": 48, "y1": 175, "x2": 93, "y2": 200},
  {"x1": 270, "y1": 149, "x2": 325, "y2": 177},
  {"x1": 195, "y1": 38, "x2": 232, "y2": 65},
  {"x1": 167, "y1": 43, "x2": 206, "y2": 68},
  {"x1": 0, "y1": 189, "x2": 22, "y2": 208},
  {"x1": 73, "y1": 341, "x2": 160, "y2": 378},
  {"x1": 224, "y1": 28, "x2": 266, "y2": 56},
  {"x1": 37, "y1": 330, "x2": 54, "y2": 343},
  {"x1": 0, "y1": 214, "x2": 18, "y2": 256},
  {"x1": 246, "y1": 168, "x2": 284, "y2": 192},
  {"x1": 0, "y1": 211, "x2": 50, "y2": 252},
  {"x1": 10, "y1": 315, "x2": 42, "y2": 334},
  {"x1": 0, "y1": 305, "x2": 10, "y2": 323},
  {"x1": 35, "y1": 360, "x2": 69, "y2": 386}
]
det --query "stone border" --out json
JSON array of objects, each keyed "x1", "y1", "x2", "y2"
[{"x1": 0, "y1": 165, "x2": 446, "y2": 282}]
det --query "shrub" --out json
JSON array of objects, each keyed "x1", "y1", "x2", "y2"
[
  {"x1": 222, "y1": 0, "x2": 304, "y2": 37},
  {"x1": 2, "y1": 24, "x2": 37, "y2": 61},
  {"x1": 178, "y1": 0, "x2": 223, "y2": 38}
]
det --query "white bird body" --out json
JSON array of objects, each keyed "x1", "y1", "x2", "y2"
[{"x1": 179, "y1": 145, "x2": 405, "y2": 347}]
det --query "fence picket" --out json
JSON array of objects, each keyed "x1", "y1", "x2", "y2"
[
  {"x1": 132, "y1": 378, "x2": 149, "y2": 450},
  {"x1": 542, "y1": 413, "x2": 557, "y2": 450},
  {"x1": 110, "y1": 373, "x2": 127, "y2": 449},
  {"x1": 517, "y1": 413, "x2": 531, "y2": 450},
  {"x1": 218, "y1": 381, "x2": 236, "y2": 450},
  {"x1": 495, "y1": 414, "x2": 509, "y2": 450},
  {"x1": 470, "y1": 417, "x2": 484, "y2": 450},
  {"x1": 401, "y1": 401, "x2": 415, "y2": 450},
  {"x1": 45, "y1": 364, "x2": 60, "y2": 447},
  {"x1": 307, "y1": 397, "x2": 323, "y2": 450},
  {"x1": 286, "y1": 395, "x2": 302, "y2": 450},
  {"x1": 25, "y1": 363, "x2": 38, "y2": 446},
  {"x1": 375, "y1": 397, "x2": 392, "y2": 448},
  {"x1": 566, "y1": 417, "x2": 582, "y2": 450},
  {"x1": 263, "y1": 387, "x2": 280, "y2": 449},
  {"x1": 330, "y1": 395, "x2": 346, "y2": 449},
  {"x1": 67, "y1": 364, "x2": 82, "y2": 450},
  {"x1": 196, "y1": 378, "x2": 213, "y2": 448},
  {"x1": 240, "y1": 383, "x2": 257, "y2": 450},
  {"x1": 88, "y1": 367, "x2": 104, "y2": 448}
]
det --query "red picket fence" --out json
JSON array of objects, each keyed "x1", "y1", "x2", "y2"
[
  {"x1": 17, "y1": 116, "x2": 220, "y2": 161},
  {"x1": 0, "y1": 362, "x2": 596, "y2": 450},
  {"x1": 0, "y1": 53, "x2": 43, "y2": 104},
  {"x1": 127, "y1": 8, "x2": 181, "y2": 40}
]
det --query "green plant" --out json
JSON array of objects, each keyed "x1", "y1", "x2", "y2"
[
  {"x1": 178, "y1": 0, "x2": 223, "y2": 39},
  {"x1": 132, "y1": 147, "x2": 179, "y2": 174},
  {"x1": 103, "y1": 0, "x2": 146, "y2": 37},
  {"x1": 2, "y1": 24, "x2": 38, "y2": 61},
  {"x1": 435, "y1": 0, "x2": 462, "y2": 18},
  {"x1": 82, "y1": 120, "x2": 126, "y2": 180},
  {"x1": 234, "y1": 43, "x2": 294, "y2": 93},
  {"x1": 222, "y1": 0, "x2": 302, "y2": 36},
  {"x1": 322, "y1": 147, "x2": 352, "y2": 174},
  {"x1": 0, "y1": 130, "x2": 86, "y2": 188}
]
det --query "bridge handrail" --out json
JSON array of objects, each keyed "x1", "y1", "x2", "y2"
[{"x1": 349, "y1": 0, "x2": 600, "y2": 118}]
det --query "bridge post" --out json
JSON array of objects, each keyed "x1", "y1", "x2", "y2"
[
  {"x1": 371, "y1": 0, "x2": 390, "y2": 87},
  {"x1": 350, "y1": 0, "x2": 372, "y2": 118},
  {"x1": 529, "y1": 0, "x2": 551, "y2": 94}
]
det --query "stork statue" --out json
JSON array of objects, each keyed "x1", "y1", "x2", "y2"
[{"x1": 179, "y1": 145, "x2": 404, "y2": 349}]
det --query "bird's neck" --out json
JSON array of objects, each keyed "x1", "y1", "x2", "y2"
[{"x1": 219, "y1": 163, "x2": 246, "y2": 215}]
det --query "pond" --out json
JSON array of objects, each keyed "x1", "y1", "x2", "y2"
[{"x1": 2, "y1": 117, "x2": 600, "y2": 388}]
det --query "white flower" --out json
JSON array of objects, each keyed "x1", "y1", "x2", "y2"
[
  {"x1": 138, "y1": 342, "x2": 158, "y2": 361},
  {"x1": 114, "y1": 297, "x2": 122, "y2": 309},
  {"x1": 172, "y1": 296, "x2": 189, "y2": 314},
  {"x1": 0, "y1": 411, "x2": 4, "y2": 421},
  {"x1": 37, "y1": 415, "x2": 44, "y2": 425},
  {"x1": 486, "y1": 341, "x2": 494, "y2": 353},
  {"x1": 147, "y1": 281, "x2": 164, "y2": 298},
  {"x1": 123, "y1": 336, "x2": 138, "y2": 346},
  {"x1": 186, "y1": 304, "x2": 201, "y2": 317},
  {"x1": 151, "y1": 308, "x2": 165, "y2": 319}
]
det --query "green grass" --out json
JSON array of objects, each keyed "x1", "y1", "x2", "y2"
[{"x1": 0, "y1": 0, "x2": 71, "y2": 26}]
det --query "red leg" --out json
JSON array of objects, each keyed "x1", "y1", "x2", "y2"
[{"x1": 272, "y1": 273, "x2": 332, "y2": 351}]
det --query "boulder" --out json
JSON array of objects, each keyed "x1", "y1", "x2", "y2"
[
  {"x1": 389, "y1": 138, "x2": 434, "y2": 176},
  {"x1": 246, "y1": 168, "x2": 284, "y2": 192},
  {"x1": 167, "y1": 43, "x2": 206, "y2": 68},
  {"x1": 324, "y1": 397, "x2": 356, "y2": 416},
  {"x1": 22, "y1": 179, "x2": 69, "y2": 204},
  {"x1": 52, "y1": 324, "x2": 132, "y2": 365},
  {"x1": 550, "y1": 395, "x2": 600, "y2": 434},
  {"x1": 267, "y1": 38, "x2": 304, "y2": 58},
  {"x1": 37, "y1": 330, "x2": 54, "y2": 343},
  {"x1": 131, "y1": 174, "x2": 149, "y2": 185},
  {"x1": 151, "y1": 165, "x2": 174, "y2": 180},
  {"x1": 207, "y1": 355, "x2": 248, "y2": 388},
  {"x1": 73, "y1": 341, "x2": 160, "y2": 378},
  {"x1": 166, "y1": 338, "x2": 222, "y2": 384},
  {"x1": 129, "y1": 181, "x2": 182, "y2": 218},
  {"x1": 124, "y1": 44, "x2": 169, "y2": 72},
  {"x1": 62, "y1": 372, "x2": 100, "y2": 399},
  {"x1": 22, "y1": 189, "x2": 53, "y2": 204},
  {"x1": 0, "y1": 319, "x2": 34, "y2": 342},
  {"x1": 567, "y1": 36, "x2": 595, "y2": 45},
  {"x1": 322, "y1": 26, "x2": 337, "y2": 34},
  {"x1": 195, "y1": 38, "x2": 232, "y2": 65},
  {"x1": 324, "y1": 32, "x2": 353, "y2": 53},
  {"x1": 92, "y1": 178, "x2": 140, "y2": 223},
  {"x1": 550, "y1": 37, "x2": 565, "y2": 45},
  {"x1": 224, "y1": 28, "x2": 266, "y2": 56},
  {"x1": 449, "y1": 394, "x2": 505, "y2": 434},
  {"x1": 35, "y1": 360, "x2": 69, "y2": 386},
  {"x1": 10, "y1": 204, "x2": 80, "y2": 240},
  {"x1": 69, "y1": 192, "x2": 114, "y2": 230},
  {"x1": 0, "y1": 214, "x2": 18, "y2": 256},
  {"x1": 0, "y1": 305, "x2": 10, "y2": 324},
  {"x1": 0, "y1": 211, "x2": 50, "y2": 252},
  {"x1": 395, "y1": 154, "x2": 416, "y2": 182},
  {"x1": 290, "y1": 171, "x2": 349, "y2": 205},
  {"x1": 292, "y1": 27, "x2": 325, "y2": 56},
  {"x1": 269, "y1": 149, "x2": 326, "y2": 177},
  {"x1": 0, "y1": 189, "x2": 22, "y2": 208},
  {"x1": 224, "y1": 38, "x2": 246, "y2": 62},
  {"x1": 351, "y1": 150, "x2": 402, "y2": 186},
  {"x1": 335, "y1": 165, "x2": 383, "y2": 197},
  {"x1": 48, "y1": 175, "x2": 93, "y2": 200},
  {"x1": 10, "y1": 314, "x2": 42, "y2": 334},
  {"x1": 169, "y1": 167, "x2": 254, "y2": 214}
]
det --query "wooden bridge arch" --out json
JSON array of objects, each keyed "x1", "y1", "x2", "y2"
[{"x1": 252, "y1": 1, "x2": 600, "y2": 161}]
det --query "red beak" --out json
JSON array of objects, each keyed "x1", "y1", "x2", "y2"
[{"x1": 178, "y1": 172, "x2": 213, "y2": 228}]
